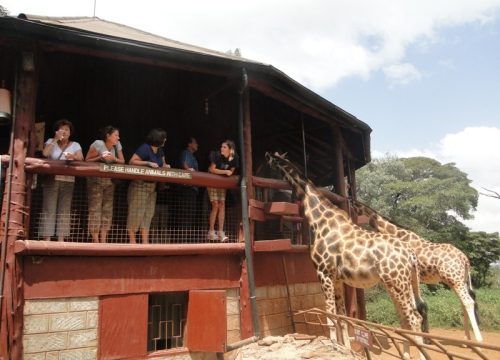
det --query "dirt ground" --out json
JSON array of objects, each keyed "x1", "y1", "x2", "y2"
[{"x1": 233, "y1": 329, "x2": 500, "y2": 360}]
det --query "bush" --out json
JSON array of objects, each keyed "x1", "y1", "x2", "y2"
[{"x1": 365, "y1": 285, "x2": 500, "y2": 331}]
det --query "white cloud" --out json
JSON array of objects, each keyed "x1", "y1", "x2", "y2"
[
  {"x1": 3, "y1": 0, "x2": 500, "y2": 91},
  {"x1": 383, "y1": 63, "x2": 423, "y2": 86},
  {"x1": 374, "y1": 127, "x2": 500, "y2": 234},
  {"x1": 437, "y1": 127, "x2": 500, "y2": 233}
]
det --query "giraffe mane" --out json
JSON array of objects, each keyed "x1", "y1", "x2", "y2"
[
  {"x1": 265, "y1": 152, "x2": 310, "y2": 193},
  {"x1": 354, "y1": 200, "x2": 415, "y2": 233}
]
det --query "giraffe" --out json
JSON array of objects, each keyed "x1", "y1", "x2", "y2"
[
  {"x1": 352, "y1": 200, "x2": 482, "y2": 342},
  {"x1": 266, "y1": 152, "x2": 428, "y2": 357}
]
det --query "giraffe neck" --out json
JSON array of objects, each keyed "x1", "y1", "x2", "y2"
[
  {"x1": 273, "y1": 160, "x2": 350, "y2": 231},
  {"x1": 302, "y1": 184, "x2": 350, "y2": 231},
  {"x1": 355, "y1": 202, "x2": 422, "y2": 242}
]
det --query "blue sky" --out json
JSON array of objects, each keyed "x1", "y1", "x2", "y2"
[
  {"x1": 2, "y1": 0, "x2": 500, "y2": 233},
  {"x1": 329, "y1": 21, "x2": 500, "y2": 153}
]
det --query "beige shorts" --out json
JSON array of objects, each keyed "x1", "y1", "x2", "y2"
[
  {"x1": 207, "y1": 187, "x2": 226, "y2": 201},
  {"x1": 127, "y1": 181, "x2": 157, "y2": 231}
]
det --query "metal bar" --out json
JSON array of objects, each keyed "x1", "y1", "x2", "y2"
[{"x1": 237, "y1": 68, "x2": 260, "y2": 339}]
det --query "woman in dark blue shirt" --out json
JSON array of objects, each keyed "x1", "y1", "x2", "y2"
[{"x1": 127, "y1": 128, "x2": 169, "y2": 244}]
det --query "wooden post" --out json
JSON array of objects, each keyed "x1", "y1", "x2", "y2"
[
  {"x1": 332, "y1": 127, "x2": 358, "y2": 320},
  {"x1": 0, "y1": 50, "x2": 38, "y2": 360},
  {"x1": 347, "y1": 160, "x2": 366, "y2": 320}
]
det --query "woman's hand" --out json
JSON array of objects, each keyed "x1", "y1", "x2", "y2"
[
  {"x1": 101, "y1": 151, "x2": 114, "y2": 162},
  {"x1": 64, "y1": 152, "x2": 75, "y2": 160},
  {"x1": 54, "y1": 129, "x2": 66, "y2": 142},
  {"x1": 149, "y1": 161, "x2": 159, "y2": 168},
  {"x1": 224, "y1": 169, "x2": 232, "y2": 176}
]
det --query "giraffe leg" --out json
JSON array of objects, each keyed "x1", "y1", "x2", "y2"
[
  {"x1": 462, "y1": 303, "x2": 472, "y2": 340},
  {"x1": 455, "y1": 285, "x2": 483, "y2": 342},
  {"x1": 333, "y1": 280, "x2": 351, "y2": 348},
  {"x1": 384, "y1": 283, "x2": 425, "y2": 360},
  {"x1": 316, "y1": 270, "x2": 337, "y2": 341},
  {"x1": 317, "y1": 270, "x2": 345, "y2": 343}
]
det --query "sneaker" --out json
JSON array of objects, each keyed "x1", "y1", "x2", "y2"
[
  {"x1": 218, "y1": 231, "x2": 229, "y2": 242},
  {"x1": 207, "y1": 230, "x2": 217, "y2": 241}
]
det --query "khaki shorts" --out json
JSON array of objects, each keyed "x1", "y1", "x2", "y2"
[
  {"x1": 207, "y1": 187, "x2": 226, "y2": 201},
  {"x1": 127, "y1": 181, "x2": 157, "y2": 231}
]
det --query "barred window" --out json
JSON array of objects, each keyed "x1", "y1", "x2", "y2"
[{"x1": 148, "y1": 292, "x2": 188, "y2": 351}]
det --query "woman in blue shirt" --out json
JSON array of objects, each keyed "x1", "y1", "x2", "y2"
[{"x1": 127, "y1": 128, "x2": 169, "y2": 244}]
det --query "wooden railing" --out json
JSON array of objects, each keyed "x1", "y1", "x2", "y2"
[{"x1": 295, "y1": 308, "x2": 500, "y2": 360}]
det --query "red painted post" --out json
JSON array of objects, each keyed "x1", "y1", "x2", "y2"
[{"x1": 0, "y1": 50, "x2": 38, "y2": 360}]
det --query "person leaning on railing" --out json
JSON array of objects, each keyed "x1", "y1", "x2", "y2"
[
  {"x1": 178, "y1": 136, "x2": 199, "y2": 229},
  {"x1": 207, "y1": 139, "x2": 239, "y2": 242},
  {"x1": 85, "y1": 125, "x2": 125, "y2": 243},
  {"x1": 40, "y1": 119, "x2": 84, "y2": 242},
  {"x1": 127, "y1": 128, "x2": 170, "y2": 244}
]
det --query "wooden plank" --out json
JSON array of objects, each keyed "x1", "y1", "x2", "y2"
[
  {"x1": 254, "y1": 239, "x2": 292, "y2": 252},
  {"x1": 356, "y1": 215, "x2": 370, "y2": 225},
  {"x1": 23, "y1": 255, "x2": 241, "y2": 299},
  {"x1": 248, "y1": 205, "x2": 266, "y2": 222},
  {"x1": 0, "y1": 156, "x2": 239, "y2": 189},
  {"x1": 265, "y1": 201, "x2": 300, "y2": 216},
  {"x1": 248, "y1": 198, "x2": 265, "y2": 209},
  {"x1": 99, "y1": 294, "x2": 148, "y2": 359},
  {"x1": 186, "y1": 290, "x2": 226, "y2": 352}
]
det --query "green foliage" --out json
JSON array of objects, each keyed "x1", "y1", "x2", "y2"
[
  {"x1": 490, "y1": 267, "x2": 500, "y2": 289},
  {"x1": 355, "y1": 155, "x2": 500, "y2": 286},
  {"x1": 455, "y1": 231, "x2": 500, "y2": 287},
  {"x1": 356, "y1": 156, "x2": 478, "y2": 240},
  {"x1": 365, "y1": 285, "x2": 500, "y2": 331}
]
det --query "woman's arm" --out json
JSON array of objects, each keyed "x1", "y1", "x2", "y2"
[
  {"x1": 115, "y1": 150, "x2": 125, "y2": 164},
  {"x1": 85, "y1": 146, "x2": 101, "y2": 162},
  {"x1": 66, "y1": 149, "x2": 83, "y2": 161},
  {"x1": 209, "y1": 163, "x2": 232, "y2": 176},
  {"x1": 161, "y1": 156, "x2": 170, "y2": 168},
  {"x1": 130, "y1": 153, "x2": 158, "y2": 168},
  {"x1": 42, "y1": 140, "x2": 56, "y2": 158}
]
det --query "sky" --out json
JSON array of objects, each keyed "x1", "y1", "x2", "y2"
[{"x1": 2, "y1": 0, "x2": 500, "y2": 233}]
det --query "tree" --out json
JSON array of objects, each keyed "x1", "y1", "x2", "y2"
[
  {"x1": 455, "y1": 231, "x2": 500, "y2": 287},
  {"x1": 356, "y1": 156, "x2": 478, "y2": 242},
  {"x1": 0, "y1": 5, "x2": 8, "y2": 16},
  {"x1": 355, "y1": 156, "x2": 500, "y2": 286}
]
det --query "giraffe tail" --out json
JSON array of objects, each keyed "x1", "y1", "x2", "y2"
[
  {"x1": 466, "y1": 263, "x2": 480, "y2": 326},
  {"x1": 410, "y1": 258, "x2": 429, "y2": 334}
]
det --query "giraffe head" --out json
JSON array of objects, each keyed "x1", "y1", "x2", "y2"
[{"x1": 265, "y1": 152, "x2": 308, "y2": 196}]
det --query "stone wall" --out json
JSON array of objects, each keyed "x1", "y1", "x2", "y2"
[
  {"x1": 23, "y1": 297, "x2": 98, "y2": 360},
  {"x1": 21, "y1": 284, "x2": 322, "y2": 358},
  {"x1": 226, "y1": 288, "x2": 241, "y2": 345},
  {"x1": 256, "y1": 282, "x2": 325, "y2": 337}
]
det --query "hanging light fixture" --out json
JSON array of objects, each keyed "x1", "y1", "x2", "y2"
[{"x1": 0, "y1": 81, "x2": 12, "y2": 125}]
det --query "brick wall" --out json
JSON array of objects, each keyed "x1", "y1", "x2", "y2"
[
  {"x1": 256, "y1": 282, "x2": 326, "y2": 337},
  {"x1": 23, "y1": 297, "x2": 98, "y2": 360}
]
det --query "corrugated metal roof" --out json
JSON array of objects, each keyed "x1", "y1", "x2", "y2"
[{"x1": 25, "y1": 15, "x2": 263, "y2": 65}]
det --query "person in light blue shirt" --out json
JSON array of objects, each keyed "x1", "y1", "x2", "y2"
[{"x1": 178, "y1": 137, "x2": 199, "y2": 232}]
